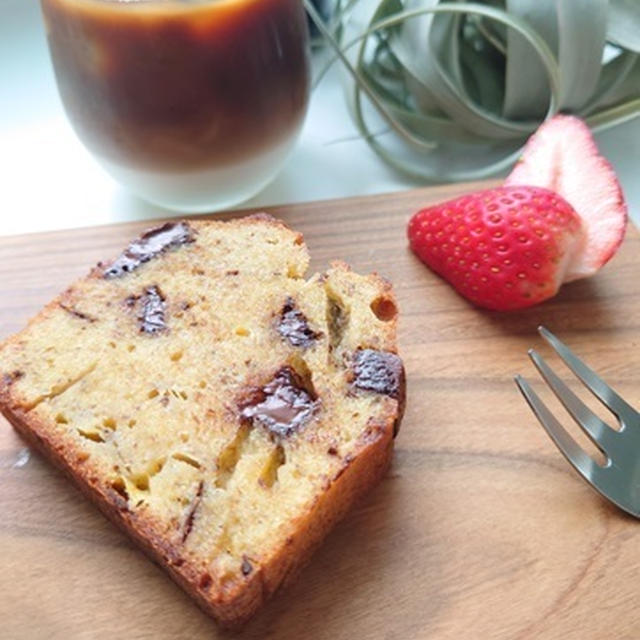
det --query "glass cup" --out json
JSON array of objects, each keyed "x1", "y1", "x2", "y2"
[{"x1": 40, "y1": 0, "x2": 310, "y2": 212}]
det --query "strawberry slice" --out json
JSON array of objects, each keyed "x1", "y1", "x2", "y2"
[
  {"x1": 408, "y1": 186, "x2": 584, "y2": 311},
  {"x1": 505, "y1": 115, "x2": 627, "y2": 280}
]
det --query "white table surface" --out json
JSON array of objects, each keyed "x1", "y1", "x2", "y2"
[{"x1": 1, "y1": 0, "x2": 639, "y2": 237}]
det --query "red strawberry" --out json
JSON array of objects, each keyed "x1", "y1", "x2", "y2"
[
  {"x1": 408, "y1": 186, "x2": 584, "y2": 311},
  {"x1": 505, "y1": 115, "x2": 627, "y2": 279}
]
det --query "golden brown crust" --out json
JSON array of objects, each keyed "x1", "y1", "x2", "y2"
[
  {"x1": 1, "y1": 399, "x2": 396, "y2": 627},
  {"x1": 0, "y1": 215, "x2": 404, "y2": 627}
]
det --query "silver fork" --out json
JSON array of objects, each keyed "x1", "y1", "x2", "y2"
[{"x1": 515, "y1": 326, "x2": 640, "y2": 517}]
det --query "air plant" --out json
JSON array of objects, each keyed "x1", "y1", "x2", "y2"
[{"x1": 305, "y1": 0, "x2": 640, "y2": 181}]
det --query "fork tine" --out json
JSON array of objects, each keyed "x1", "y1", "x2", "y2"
[
  {"x1": 515, "y1": 374, "x2": 603, "y2": 484},
  {"x1": 528, "y1": 349, "x2": 617, "y2": 454},
  {"x1": 538, "y1": 326, "x2": 638, "y2": 424}
]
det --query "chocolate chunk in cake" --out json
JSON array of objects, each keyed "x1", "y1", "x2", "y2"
[
  {"x1": 276, "y1": 297, "x2": 321, "y2": 348},
  {"x1": 240, "y1": 366, "x2": 319, "y2": 438},
  {"x1": 103, "y1": 222, "x2": 195, "y2": 278},
  {"x1": 352, "y1": 349, "x2": 404, "y2": 399}
]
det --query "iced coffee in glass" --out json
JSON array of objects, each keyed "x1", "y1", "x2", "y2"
[{"x1": 41, "y1": 0, "x2": 310, "y2": 211}]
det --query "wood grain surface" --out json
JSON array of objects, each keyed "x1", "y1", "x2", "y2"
[{"x1": 1, "y1": 182, "x2": 639, "y2": 640}]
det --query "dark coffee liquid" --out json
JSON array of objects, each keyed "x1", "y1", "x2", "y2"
[{"x1": 41, "y1": 0, "x2": 310, "y2": 171}]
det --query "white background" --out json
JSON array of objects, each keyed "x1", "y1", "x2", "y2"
[{"x1": 1, "y1": 0, "x2": 638, "y2": 236}]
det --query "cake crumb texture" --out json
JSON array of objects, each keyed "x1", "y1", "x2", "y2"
[{"x1": 0, "y1": 214, "x2": 405, "y2": 627}]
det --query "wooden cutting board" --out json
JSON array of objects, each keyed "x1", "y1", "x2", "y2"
[{"x1": 1, "y1": 183, "x2": 639, "y2": 640}]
